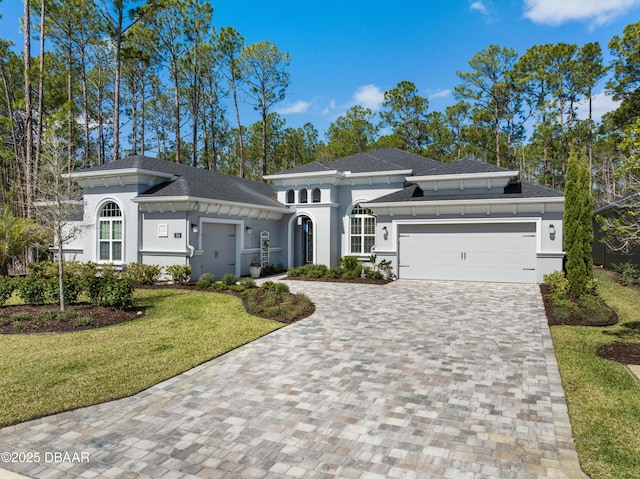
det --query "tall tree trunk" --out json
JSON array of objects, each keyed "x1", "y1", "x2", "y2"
[
  {"x1": 23, "y1": 0, "x2": 33, "y2": 216},
  {"x1": 230, "y1": 74, "x2": 244, "y2": 177},
  {"x1": 172, "y1": 61, "x2": 181, "y2": 163},
  {"x1": 35, "y1": 0, "x2": 46, "y2": 196},
  {"x1": 261, "y1": 107, "x2": 268, "y2": 178},
  {"x1": 66, "y1": 41, "x2": 73, "y2": 173},
  {"x1": 588, "y1": 92, "x2": 593, "y2": 194},
  {"x1": 112, "y1": 3, "x2": 123, "y2": 162},
  {"x1": 131, "y1": 84, "x2": 138, "y2": 154},
  {"x1": 81, "y1": 52, "x2": 90, "y2": 168}
]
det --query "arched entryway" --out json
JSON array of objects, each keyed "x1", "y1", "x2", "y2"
[{"x1": 292, "y1": 215, "x2": 313, "y2": 267}]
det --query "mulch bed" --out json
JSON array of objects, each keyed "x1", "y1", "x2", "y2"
[
  {"x1": 285, "y1": 276, "x2": 392, "y2": 285},
  {"x1": 597, "y1": 342, "x2": 640, "y2": 366},
  {"x1": 539, "y1": 284, "x2": 618, "y2": 327},
  {"x1": 0, "y1": 303, "x2": 145, "y2": 334}
]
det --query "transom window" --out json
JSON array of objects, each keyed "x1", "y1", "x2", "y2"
[
  {"x1": 300, "y1": 189, "x2": 308, "y2": 203},
  {"x1": 98, "y1": 202, "x2": 123, "y2": 262},
  {"x1": 286, "y1": 189, "x2": 295, "y2": 203},
  {"x1": 350, "y1": 203, "x2": 375, "y2": 254}
]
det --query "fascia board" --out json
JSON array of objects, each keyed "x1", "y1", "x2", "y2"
[
  {"x1": 263, "y1": 170, "x2": 343, "y2": 181},
  {"x1": 65, "y1": 168, "x2": 176, "y2": 180},
  {"x1": 406, "y1": 171, "x2": 518, "y2": 183},
  {"x1": 344, "y1": 169, "x2": 413, "y2": 178},
  {"x1": 366, "y1": 196, "x2": 564, "y2": 209}
]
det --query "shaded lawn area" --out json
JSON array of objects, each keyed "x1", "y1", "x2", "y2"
[
  {"x1": 551, "y1": 271, "x2": 640, "y2": 479},
  {"x1": 0, "y1": 289, "x2": 284, "y2": 428}
]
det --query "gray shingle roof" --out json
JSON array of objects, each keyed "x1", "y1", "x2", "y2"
[
  {"x1": 418, "y1": 157, "x2": 515, "y2": 176},
  {"x1": 82, "y1": 156, "x2": 283, "y2": 209},
  {"x1": 368, "y1": 181, "x2": 563, "y2": 203},
  {"x1": 274, "y1": 161, "x2": 332, "y2": 175}
]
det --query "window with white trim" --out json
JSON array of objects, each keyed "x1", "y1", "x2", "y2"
[
  {"x1": 98, "y1": 202, "x2": 123, "y2": 262},
  {"x1": 350, "y1": 203, "x2": 375, "y2": 254}
]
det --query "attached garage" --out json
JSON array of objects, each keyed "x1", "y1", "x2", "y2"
[
  {"x1": 397, "y1": 222, "x2": 538, "y2": 283},
  {"x1": 201, "y1": 223, "x2": 238, "y2": 278}
]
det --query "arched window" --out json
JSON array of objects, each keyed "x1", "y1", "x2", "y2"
[
  {"x1": 286, "y1": 189, "x2": 295, "y2": 204},
  {"x1": 299, "y1": 189, "x2": 308, "y2": 203},
  {"x1": 312, "y1": 188, "x2": 321, "y2": 203},
  {"x1": 98, "y1": 202, "x2": 123, "y2": 262},
  {"x1": 350, "y1": 204, "x2": 375, "y2": 254}
]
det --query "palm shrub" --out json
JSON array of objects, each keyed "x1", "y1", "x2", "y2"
[{"x1": 340, "y1": 256, "x2": 360, "y2": 271}]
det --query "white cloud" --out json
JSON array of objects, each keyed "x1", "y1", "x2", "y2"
[
  {"x1": 575, "y1": 91, "x2": 621, "y2": 122},
  {"x1": 352, "y1": 84, "x2": 385, "y2": 111},
  {"x1": 470, "y1": 1, "x2": 488, "y2": 15},
  {"x1": 523, "y1": 0, "x2": 640, "y2": 27},
  {"x1": 429, "y1": 89, "x2": 452, "y2": 100},
  {"x1": 276, "y1": 100, "x2": 311, "y2": 115},
  {"x1": 322, "y1": 99, "x2": 336, "y2": 116}
]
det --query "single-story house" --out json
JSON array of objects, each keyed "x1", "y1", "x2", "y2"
[{"x1": 64, "y1": 148, "x2": 564, "y2": 283}]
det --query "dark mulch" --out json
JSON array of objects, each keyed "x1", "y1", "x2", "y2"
[
  {"x1": 285, "y1": 276, "x2": 392, "y2": 285},
  {"x1": 0, "y1": 303, "x2": 145, "y2": 334},
  {"x1": 597, "y1": 342, "x2": 640, "y2": 366},
  {"x1": 540, "y1": 284, "x2": 618, "y2": 327}
]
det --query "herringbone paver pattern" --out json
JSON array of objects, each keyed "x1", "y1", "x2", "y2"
[{"x1": 0, "y1": 280, "x2": 587, "y2": 478}]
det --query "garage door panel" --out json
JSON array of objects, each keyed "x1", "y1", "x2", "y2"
[{"x1": 398, "y1": 223, "x2": 537, "y2": 283}]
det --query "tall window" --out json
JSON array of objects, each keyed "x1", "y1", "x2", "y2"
[
  {"x1": 286, "y1": 189, "x2": 295, "y2": 203},
  {"x1": 299, "y1": 189, "x2": 308, "y2": 203},
  {"x1": 98, "y1": 202, "x2": 123, "y2": 262},
  {"x1": 312, "y1": 188, "x2": 321, "y2": 203},
  {"x1": 350, "y1": 203, "x2": 375, "y2": 254}
]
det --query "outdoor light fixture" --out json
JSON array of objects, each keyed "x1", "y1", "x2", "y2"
[
  {"x1": 549, "y1": 224, "x2": 556, "y2": 239},
  {"x1": 245, "y1": 226, "x2": 252, "y2": 234},
  {"x1": 191, "y1": 223, "x2": 199, "y2": 233},
  {"x1": 382, "y1": 226, "x2": 389, "y2": 240}
]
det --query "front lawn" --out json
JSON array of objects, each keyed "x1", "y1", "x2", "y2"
[
  {"x1": 551, "y1": 271, "x2": 640, "y2": 479},
  {"x1": 0, "y1": 288, "x2": 284, "y2": 428}
]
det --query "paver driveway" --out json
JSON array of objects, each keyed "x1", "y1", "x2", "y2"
[{"x1": 0, "y1": 280, "x2": 587, "y2": 479}]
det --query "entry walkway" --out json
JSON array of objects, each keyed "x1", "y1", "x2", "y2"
[{"x1": 1, "y1": 280, "x2": 586, "y2": 478}]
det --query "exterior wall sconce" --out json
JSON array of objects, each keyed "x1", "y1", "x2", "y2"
[
  {"x1": 382, "y1": 226, "x2": 388, "y2": 240},
  {"x1": 191, "y1": 223, "x2": 199, "y2": 233},
  {"x1": 245, "y1": 226, "x2": 252, "y2": 234},
  {"x1": 549, "y1": 224, "x2": 556, "y2": 239}
]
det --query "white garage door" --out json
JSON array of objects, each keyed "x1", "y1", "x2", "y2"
[
  {"x1": 398, "y1": 223, "x2": 537, "y2": 283},
  {"x1": 201, "y1": 223, "x2": 237, "y2": 278}
]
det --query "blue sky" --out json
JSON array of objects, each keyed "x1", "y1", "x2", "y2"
[{"x1": 1, "y1": 0, "x2": 640, "y2": 141}]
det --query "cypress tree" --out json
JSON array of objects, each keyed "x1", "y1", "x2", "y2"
[{"x1": 564, "y1": 149, "x2": 593, "y2": 295}]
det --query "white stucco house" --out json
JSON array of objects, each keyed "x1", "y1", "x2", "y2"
[{"x1": 64, "y1": 148, "x2": 564, "y2": 283}]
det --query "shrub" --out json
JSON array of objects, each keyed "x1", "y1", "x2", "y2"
[
  {"x1": 27, "y1": 260, "x2": 58, "y2": 279},
  {"x1": 305, "y1": 264, "x2": 327, "y2": 278},
  {"x1": 340, "y1": 256, "x2": 360, "y2": 271},
  {"x1": 86, "y1": 274, "x2": 134, "y2": 309},
  {"x1": 342, "y1": 270, "x2": 357, "y2": 280},
  {"x1": 229, "y1": 285, "x2": 246, "y2": 293},
  {"x1": 0, "y1": 276, "x2": 16, "y2": 306},
  {"x1": 286, "y1": 267, "x2": 304, "y2": 277},
  {"x1": 273, "y1": 283, "x2": 290, "y2": 294},
  {"x1": 544, "y1": 271, "x2": 568, "y2": 298},
  {"x1": 125, "y1": 263, "x2": 162, "y2": 285},
  {"x1": 196, "y1": 273, "x2": 217, "y2": 289},
  {"x1": 326, "y1": 267, "x2": 344, "y2": 279},
  {"x1": 46, "y1": 275, "x2": 83, "y2": 305},
  {"x1": 239, "y1": 278, "x2": 256, "y2": 289},
  {"x1": 585, "y1": 277, "x2": 598, "y2": 294},
  {"x1": 210, "y1": 283, "x2": 229, "y2": 291},
  {"x1": 74, "y1": 317, "x2": 95, "y2": 328},
  {"x1": 15, "y1": 276, "x2": 48, "y2": 305},
  {"x1": 365, "y1": 269, "x2": 383, "y2": 280},
  {"x1": 221, "y1": 273, "x2": 239, "y2": 286},
  {"x1": 11, "y1": 312, "x2": 31, "y2": 322},
  {"x1": 613, "y1": 261, "x2": 638, "y2": 285},
  {"x1": 165, "y1": 264, "x2": 192, "y2": 285},
  {"x1": 552, "y1": 297, "x2": 579, "y2": 323},
  {"x1": 261, "y1": 264, "x2": 287, "y2": 276},
  {"x1": 261, "y1": 281, "x2": 277, "y2": 291}
]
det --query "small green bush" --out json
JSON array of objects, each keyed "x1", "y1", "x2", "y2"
[
  {"x1": 125, "y1": 263, "x2": 162, "y2": 285},
  {"x1": 46, "y1": 275, "x2": 83, "y2": 305},
  {"x1": 221, "y1": 273, "x2": 239, "y2": 286},
  {"x1": 273, "y1": 283, "x2": 290, "y2": 294},
  {"x1": 239, "y1": 278, "x2": 256, "y2": 289},
  {"x1": 305, "y1": 264, "x2": 328, "y2": 278},
  {"x1": 544, "y1": 270, "x2": 568, "y2": 298},
  {"x1": 36, "y1": 310, "x2": 58, "y2": 323},
  {"x1": 86, "y1": 274, "x2": 134, "y2": 309},
  {"x1": 15, "y1": 276, "x2": 48, "y2": 305},
  {"x1": 342, "y1": 270, "x2": 357, "y2": 280},
  {"x1": 74, "y1": 317, "x2": 95, "y2": 328},
  {"x1": 552, "y1": 297, "x2": 579, "y2": 323},
  {"x1": 261, "y1": 264, "x2": 287, "y2": 276},
  {"x1": 340, "y1": 256, "x2": 360, "y2": 271},
  {"x1": 261, "y1": 281, "x2": 277, "y2": 291},
  {"x1": 196, "y1": 273, "x2": 217, "y2": 289},
  {"x1": 0, "y1": 276, "x2": 16, "y2": 306},
  {"x1": 286, "y1": 267, "x2": 304, "y2": 277},
  {"x1": 229, "y1": 285, "x2": 246, "y2": 293},
  {"x1": 11, "y1": 312, "x2": 31, "y2": 322},
  {"x1": 326, "y1": 267, "x2": 344, "y2": 279},
  {"x1": 165, "y1": 264, "x2": 192, "y2": 285},
  {"x1": 613, "y1": 261, "x2": 639, "y2": 285},
  {"x1": 365, "y1": 269, "x2": 383, "y2": 280},
  {"x1": 27, "y1": 260, "x2": 58, "y2": 279},
  {"x1": 210, "y1": 283, "x2": 229, "y2": 291}
]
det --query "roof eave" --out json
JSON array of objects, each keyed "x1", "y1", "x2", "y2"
[
  {"x1": 132, "y1": 195, "x2": 291, "y2": 214},
  {"x1": 366, "y1": 196, "x2": 564, "y2": 208}
]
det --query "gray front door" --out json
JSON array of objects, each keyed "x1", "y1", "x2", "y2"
[{"x1": 201, "y1": 223, "x2": 236, "y2": 278}]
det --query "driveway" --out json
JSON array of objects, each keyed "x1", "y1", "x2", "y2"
[{"x1": 1, "y1": 280, "x2": 586, "y2": 479}]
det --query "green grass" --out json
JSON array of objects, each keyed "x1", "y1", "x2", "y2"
[
  {"x1": 551, "y1": 271, "x2": 640, "y2": 479},
  {"x1": 0, "y1": 288, "x2": 283, "y2": 427}
]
